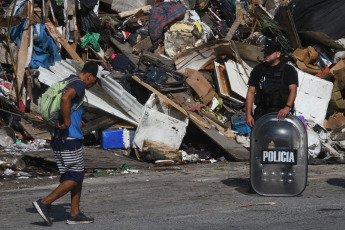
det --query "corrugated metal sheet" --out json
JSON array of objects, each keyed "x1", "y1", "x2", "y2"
[
  {"x1": 101, "y1": 76, "x2": 143, "y2": 122},
  {"x1": 38, "y1": 59, "x2": 140, "y2": 125}
]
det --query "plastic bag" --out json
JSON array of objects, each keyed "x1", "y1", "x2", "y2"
[
  {"x1": 81, "y1": 31, "x2": 101, "y2": 52},
  {"x1": 77, "y1": 10, "x2": 101, "y2": 35}
]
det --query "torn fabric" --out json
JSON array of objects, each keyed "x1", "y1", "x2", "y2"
[{"x1": 149, "y1": 2, "x2": 186, "y2": 42}]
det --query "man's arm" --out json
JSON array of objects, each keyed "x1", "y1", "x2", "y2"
[
  {"x1": 277, "y1": 84, "x2": 297, "y2": 120},
  {"x1": 246, "y1": 86, "x2": 256, "y2": 127},
  {"x1": 57, "y1": 88, "x2": 77, "y2": 131}
]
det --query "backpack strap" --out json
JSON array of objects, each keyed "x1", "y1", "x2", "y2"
[
  {"x1": 71, "y1": 92, "x2": 85, "y2": 112},
  {"x1": 63, "y1": 77, "x2": 85, "y2": 112}
]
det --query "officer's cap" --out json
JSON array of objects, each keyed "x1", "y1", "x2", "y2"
[{"x1": 261, "y1": 39, "x2": 282, "y2": 55}]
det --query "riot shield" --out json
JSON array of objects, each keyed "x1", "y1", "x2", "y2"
[{"x1": 250, "y1": 113, "x2": 308, "y2": 196}]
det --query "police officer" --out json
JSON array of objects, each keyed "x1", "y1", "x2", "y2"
[{"x1": 246, "y1": 39, "x2": 298, "y2": 127}]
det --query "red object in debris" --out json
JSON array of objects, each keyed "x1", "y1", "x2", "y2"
[
  {"x1": 122, "y1": 31, "x2": 130, "y2": 40},
  {"x1": 0, "y1": 82, "x2": 10, "y2": 90},
  {"x1": 19, "y1": 97, "x2": 26, "y2": 112},
  {"x1": 315, "y1": 65, "x2": 330, "y2": 78}
]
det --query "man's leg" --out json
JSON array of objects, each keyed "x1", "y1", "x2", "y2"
[
  {"x1": 66, "y1": 179, "x2": 94, "y2": 225},
  {"x1": 32, "y1": 180, "x2": 78, "y2": 226},
  {"x1": 70, "y1": 181, "x2": 83, "y2": 216},
  {"x1": 41, "y1": 180, "x2": 79, "y2": 205}
]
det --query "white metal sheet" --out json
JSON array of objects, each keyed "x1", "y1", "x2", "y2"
[
  {"x1": 132, "y1": 94, "x2": 189, "y2": 151},
  {"x1": 294, "y1": 67, "x2": 333, "y2": 125},
  {"x1": 224, "y1": 60, "x2": 251, "y2": 100}
]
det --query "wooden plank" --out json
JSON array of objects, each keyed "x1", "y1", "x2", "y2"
[
  {"x1": 224, "y1": 12, "x2": 243, "y2": 41},
  {"x1": 174, "y1": 41, "x2": 233, "y2": 71},
  {"x1": 298, "y1": 31, "x2": 345, "y2": 50},
  {"x1": 230, "y1": 40, "x2": 250, "y2": 79},
  {"x1": 118, "y1": 5, "x2": 152, "y2": 18},
  {"x1": 140, "y1": 50, "x2": 175, "y2": 69},
  {"x1": 25, "y1": 70, "x2": 32, "y2": 112},
  {"x1": 214, "y1": 62, "x2": 231, "y2": 97},
  {"x1": 132, "y1": 76, "x2": 211, "y2": 128},
  {"x1": 195, "y1": 124, "x2": 250, "y2": 162},
  {"x1": 26, "y1": 0, "x2": 34, "y2": 68},
  {"x1": 43, "y1": 0, "x2": 51, "y2": 23},
  {"x1": 110, "y1": 37, "x2": 140, "y2": 67},
  {"x1": 254, "y1": 4, "x2": 274, "y2": 20},
  {"x1": 82, "y1": 115, "x2": 118, "y2": 134},
  {"x1": 133, "y1": 36, "x2": 153, "y2": 53},
  {"x1": 22, "y1": 147, "x2": 148, "y2": 169},
  {"x1": 173, "y1": 40, "x2": 227, "y2": 66},
  {"x1": 200, "y1": 110, "x2": 228, "y2": 129},
  {"x1": 44, "y1": 22, "x2": 61, "y2": 51},
  {"x1": 182, "y1": 68, "x2": 216, "y2": 104},
  {"x1": 280, "y1": 4, "x2": 301, "y2": 49},
  {"x1": 10, "y1": 19, "x2": 30, "y2": 99},
  {"x1": 239, "y1": 202, "x2": 276, "y2": 207},
  {"x1": 18, "y1": 120, "x2": 51, "y2": 140},
  {"x1": 49, "y1": 1, "x2": 58, "y2": 26},
  {"x1": 86, "y1": 59, "x2": 104, "y2": 63},
  {"x1": 48, "y1": 23, "x2": 85, "y2": 65},
  {"x1": 71, "y1": 5, "x2": 78, "y2": 51},
  {"x1": 201, "y1": 116, "x2": 236, "y2": 139},
  {"x1": 86, "y1": 45, "x2": 112, "y2": 71},
  {"x1": 233, "y1": 41, "x2": 263, "y2": 63}
]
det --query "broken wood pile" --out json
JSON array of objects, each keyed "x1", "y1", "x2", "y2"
[{"x1": 1, "y1": 0, "x2": 345, "y2": 175}]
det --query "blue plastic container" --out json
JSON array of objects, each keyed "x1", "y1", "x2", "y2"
[
  {"x1": 231, "y1": 112, "x2": 251, "y2": 135},
  {"x1": 102, "y1": 129, "x2": 135, "y2": 149},
  {"x1": 232, "y1": 121, "x2": 251, "y2": 135}
]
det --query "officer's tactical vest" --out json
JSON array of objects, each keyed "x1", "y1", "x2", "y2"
[{"x1": 254, "y1": 63, "x2": 289, "y2": 109}]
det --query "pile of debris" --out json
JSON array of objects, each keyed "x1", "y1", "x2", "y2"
[{"x1": 1, "y1": 0, "x2": 345, "y2": 176}]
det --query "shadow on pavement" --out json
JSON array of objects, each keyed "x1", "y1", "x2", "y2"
[
  {"x1": 27, "y1": 203, "x2": 70, "y2": 226},
  {"x1": 221, "y1": 177, "x2": 258, "y2": 195},
  {"x1": 327, "y1": 178, "x2": 345, "y2": 189}
]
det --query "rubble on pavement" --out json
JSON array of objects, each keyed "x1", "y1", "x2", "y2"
[{"x1": 1, "y1": 0, "x2": 345, "y2": 178}]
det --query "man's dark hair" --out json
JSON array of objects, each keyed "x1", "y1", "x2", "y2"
[{"x1": 81, "y1": 62, "x2": 101, "y2": 85}]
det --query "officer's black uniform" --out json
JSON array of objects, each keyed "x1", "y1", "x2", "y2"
[{"x1": 248, "y1": 61, "x2": 298, "y2": 121}]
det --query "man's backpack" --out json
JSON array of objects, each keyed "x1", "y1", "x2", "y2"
[{"x1": 39, "y1": 77, "x2": 84, "y2": 128}]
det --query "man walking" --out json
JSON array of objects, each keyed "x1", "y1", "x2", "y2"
[
  {"x1": 246, "y1": 39, "x2": 298, "y2": 127},
  {"x1": 33, "y1": 63, "x2": 100, "y2": 226}
]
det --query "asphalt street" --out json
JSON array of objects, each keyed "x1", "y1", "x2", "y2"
[{"x1": 1, "y1": 162, "x2": 345, "y2": 229}]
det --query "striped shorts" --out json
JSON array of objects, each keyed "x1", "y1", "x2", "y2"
[{"x1": 51, "y1": 138, "x2": 85, "y2": 182}]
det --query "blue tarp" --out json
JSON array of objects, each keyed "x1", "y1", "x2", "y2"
[{"x1": 10, "y1": 21, "x2": 61, "y2": 69}]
